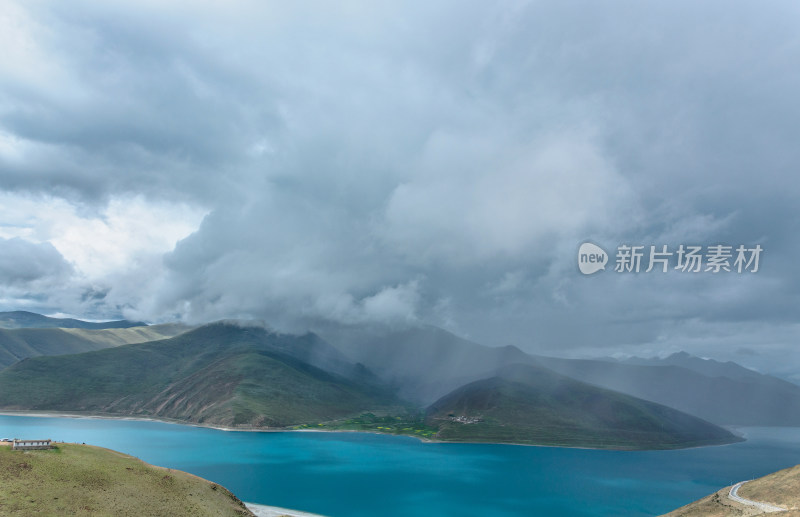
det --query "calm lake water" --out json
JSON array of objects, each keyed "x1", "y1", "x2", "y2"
[{"x1": 2, "y1": 415, "x2": 799, "y2": 517}]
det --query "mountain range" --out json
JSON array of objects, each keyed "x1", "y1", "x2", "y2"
[
  {"x1": 0, "y1": 323, "x2": 398, "y2": 428},
  {"x1": 319, "y1": 324, "x2": 800, "y2": 427},
  {"x1": 0, "y1": 312, "x2": 786, "y2": 448},
  {"x1": 0, "y1": 311, "x2": 145, "y2": 329},
  {"x1": 0, "y1": 323, "x2": 189, "y2": 370},
  {"x1": 535, "y1": 354, "x2": 800, "y2": 426}
]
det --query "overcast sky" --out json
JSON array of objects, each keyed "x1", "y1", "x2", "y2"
[{"x1": 0, "y1": 0, "x2": 798, "y2": 372}]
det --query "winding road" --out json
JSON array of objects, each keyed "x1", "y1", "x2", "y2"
[{"x1": 729, "y1": 481, "x2": 786, "y2": 513}]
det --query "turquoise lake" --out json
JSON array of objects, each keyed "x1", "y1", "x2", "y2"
[{"x1": 2, "y1": 415, "x2": 800, "y2": 517}]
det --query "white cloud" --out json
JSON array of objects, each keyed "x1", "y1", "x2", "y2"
[
  {"x1": 0, "y1": 0, "x2": 797, "y2": 369},
  {"x1": 360, "y1": 280, "x2": 421, "y2": 323},
  {"x1": 51, "y1": 197, "x2": 206, "y2": 279},
  {"x1": 0, "y1": 191, "x2": 205, "y2": 280},
  {"x1": 0, "y1": 236, "x2": 71, "y2": 286}
]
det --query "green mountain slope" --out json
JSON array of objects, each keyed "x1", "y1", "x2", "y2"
[
  {"x1": 426, "y1": 363, "x2": 741, "y2": 449},
  {"x1": 0, "y1": 322, "x2": 399, "y2": 428},
  {"x1": 0, "y1": 310, "x2": 145, "y2": 329},
  {"x1": 0, "y1": 324, "x2": 190, "y2": 370}
]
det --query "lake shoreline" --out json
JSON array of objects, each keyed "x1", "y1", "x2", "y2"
[
  {"x1": 244, "y1": 502, "x2": 327, "y2": 517},
  {"x1": 0, "y1": 409, "x2": 744, "y2": 451},
  {"x1": 1, "y1": 414, "x2": 795, "y2": 517}
]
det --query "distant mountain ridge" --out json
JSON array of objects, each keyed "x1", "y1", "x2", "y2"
[
  {"x1": 0, "y1": 311, "x2": 146, "y2": 329},
  {"x1": 534, "y1": 354, "x2": 800, "y2": 426},
  {"x1": 621, "y1": 351, "x2": 773, "y2": 382},
  {"x1": 0, "y1": 324, "x2": 190, "y2": 370}
]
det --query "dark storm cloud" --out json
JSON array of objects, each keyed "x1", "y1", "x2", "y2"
[
  {"x1": 0, "y1": 1, "x2": 280, "y2": 205},
  {"x1": 1, "y1": 0, "x2": 798, "y2": 369}
]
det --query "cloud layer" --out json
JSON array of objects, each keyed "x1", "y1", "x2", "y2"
[{"x1": 0, "y1": 0, "x2": 798, "y2": 371}]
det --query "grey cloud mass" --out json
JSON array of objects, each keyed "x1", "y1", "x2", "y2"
[
  {"x1": 0, "y1": 237, "x2": 72, "y2": 288},
  {"x1": 0, "y1": 0, "x2": 798, "y2": 374}
]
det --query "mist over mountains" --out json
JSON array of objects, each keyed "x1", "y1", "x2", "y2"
[
  {"x1": 317, "y1": 323, "x2": 800, "y2": 427},
  {"x1": 425, "y1": 362, "x2": 738, "y2": 449},
  {"x1": 0, "y1": 311, "x2": 795, "y2": 449}
]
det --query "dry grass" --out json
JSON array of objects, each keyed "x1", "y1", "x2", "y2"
[
  {"x1": 0, "y1": 442, "x2": 254, "y2": 516},
  {"x1": 739, "y1": 464, "x2": 800, "y2": 511},
  {"x1": 62, "y1": 324, "x2": 189, "y2": 347},
  {"x1": 661, "y1": 464, "x2": 800, "y2": 516}
]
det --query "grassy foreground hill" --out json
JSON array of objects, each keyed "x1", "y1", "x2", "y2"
[
  {"x1": 0, "y1": 442, "x2": 253, "y2": 516},
  {"x1": 425, "y1": 364, "x2": 741, "y2": 449},
  {"x1": 0, "y1": 322, "x2": 399, "y2": 428},
  {"x1": 661, "y1": 463, "x2": 800, "y2": 516}
]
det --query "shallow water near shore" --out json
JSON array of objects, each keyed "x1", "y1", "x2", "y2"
[{"x1": 1, "y1": 414, "x2": 799, "y2": 517}]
